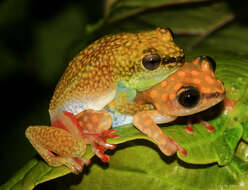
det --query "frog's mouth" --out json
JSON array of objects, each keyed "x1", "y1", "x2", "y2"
[{"x1": 162, "y1": 55, "x2": 185, "y2": 66}]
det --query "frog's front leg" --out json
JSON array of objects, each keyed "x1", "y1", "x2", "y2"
[
  {"x1": 25, "y1": 126, "x2": 89, "y2": 174},
  {"x1": 133, "y1": 110, "x2": 187, "y2": 156},
  {"x1": 114, "y1": 83, "x2": 154, "y2": 115},
  {"x1": 113, "y1": 85, "x2": 186, "y2": 155}
]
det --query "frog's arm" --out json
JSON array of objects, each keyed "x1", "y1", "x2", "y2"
[
  {"x1": 132, "y1": 110, "x2": 186, "y2": 156},
  {"x1": 114, "y1": 82, "x2": 154, "y2": 115},
  {"x1": 114, "y1": 84, "x2": 185, "y2": 156}
]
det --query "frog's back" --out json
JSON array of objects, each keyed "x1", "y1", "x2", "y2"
[{"x1": 49, "y1": 28, "x2": 184, "y2": 120}]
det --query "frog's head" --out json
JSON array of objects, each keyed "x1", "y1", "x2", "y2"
[
  {"x1": 113, "y1": 27, "x2": 184, "y2": 90},
  {"x1": 140, "y1": 56, "x2": 225, "y2": 116}
]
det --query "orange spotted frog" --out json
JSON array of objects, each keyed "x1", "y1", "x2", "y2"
[
  {"x1": 25, "y1": 28, "x2": 184, "y2": 174},
  {"x1": 133, "y1": 56, "x2": 225, "y2": 156}
]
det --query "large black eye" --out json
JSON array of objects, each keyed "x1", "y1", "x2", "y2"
[
  {"x1": 142, "y1": 54, "x2": 161, "y2": 70},
  {"x1": 199, "y1": 56, "x2": 216, "y2": 72},
  {"x1": 177, "y1": 86, "x2": 200, "y2": 108}
]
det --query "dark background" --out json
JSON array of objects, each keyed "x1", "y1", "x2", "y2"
[
  {"x1": 1, "y1": 0, "x2": 248, "y2": 184},
  {"x1": 0, "y1": 0, "x2": 104, "y2": 183}
]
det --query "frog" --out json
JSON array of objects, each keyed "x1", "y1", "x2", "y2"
[
  {"x1": 132, "y1": 56, "x2": 225, "y2": 156},
  {"x1": 25, "y1": 27, "x2": 185, "y2": 174}
]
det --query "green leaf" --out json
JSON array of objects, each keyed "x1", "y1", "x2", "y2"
[
  {"x1": 110, "y1": 107, "x2": 243, "y2": 166},
  {"x1": 0, "y1": 159, "x2": 68, "y2": 190},
  {"x1": 70, "y1": 143, "x2": 248, "y2": 190},
  {"x1": 236, "y1": 141, "x2": 248, "y2": 162}
]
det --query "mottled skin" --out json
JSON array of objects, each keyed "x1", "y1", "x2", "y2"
[
  {"x1": 25, "y1": 28, "x2": 184, "y2": 174},
  {"x1": 133, "y1": 56, "x2": 225, "y2": 155},
  {"x1": 49, "y1": 28, "x2": 184, "y2": 119}
]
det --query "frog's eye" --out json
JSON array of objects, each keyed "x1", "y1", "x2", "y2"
[
  {"x1": 177, "y1": 86, "x2": 200, "y2": 108},
  {"x1": 199, "y1": 56, "x2": 216, "y2": 72},
  {"x1": 142, "y1": 54, "x2": 161, "y2": 70}
]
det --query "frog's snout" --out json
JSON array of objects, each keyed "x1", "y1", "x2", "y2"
[{"x1": 161, "y1": 55, "x2": 185, "y2": 66}]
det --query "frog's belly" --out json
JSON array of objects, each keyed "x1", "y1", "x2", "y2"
[
  {"x1": 104, "y1": 107, "x2": 133, "y2": 127},
  {"x1": 49, "y1": 87, "x2": 133, "y2": 127},
  {"x1": 49, "y1": 88, "x2": 116, "y2": 121}
]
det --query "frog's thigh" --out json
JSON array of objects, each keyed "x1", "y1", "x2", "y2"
[
  {"x1": 76, "y1": 109, "x2": 112, "y2": 132},
  {"x1": 75, "y1": 110, "x2": 118, "y2": 162},
  {"x1": 133, "y1": 110, "x2": 177, "y2": 156},
  {"x1": 25, "y1": 126, "x2": 86, "y2": 173}
]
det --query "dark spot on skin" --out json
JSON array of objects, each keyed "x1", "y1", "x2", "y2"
[
  {"x1": 130, "y1": 63, "x2": 136, "y2": 73},
  {"x1": 162, "y1": 55, "x2": 185, "y2": 65},
  {"x1": 176, "y1": 55, "x2": 185, "y2": 63},
  {"x1": 162, "y1": 57, "x2": 169, "y2": 65},
  {"x1": 122, "y1": 40, "x2": 130, "y2": 47},
  {"x1": 167, "y1": 64, "x2": 174, "y2": 70}
]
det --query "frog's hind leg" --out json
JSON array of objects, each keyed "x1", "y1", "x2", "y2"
[
  {"x1": 133, "y1": 110, "x2": 187, "y2": 156},
  {"x1": 25, "y1": 126, "x2": 88, "y2": 174},
  {"x1": 75, "y1": 110, "x2": 119, "y2": 162}
]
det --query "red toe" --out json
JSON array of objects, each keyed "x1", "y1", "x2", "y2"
[{"x1": 101, "y1": 154, "x2": 110, "y2": 162}]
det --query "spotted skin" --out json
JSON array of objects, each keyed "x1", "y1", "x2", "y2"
[
  {"x1": 133, "y1": 56, "x2": 225, "y2": 156},
  {"x1": 25, "y1": 126, "x2": 88, "y2": 174},
  {"x1": 75, "y1": 110, "x2": 119, "y2": 163},
  {"x1": 76, "y1": 110, "x2": 112, "y2": 133},
  {"x1": 25, "y1": 28, "x2": 185, "y2": 174},
  {"x1": 26, "y1": 110, "x2": 118, "y2": 174},
  {"x1": 49, "y1": 27, "x2": 184, "y2": 119}
]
